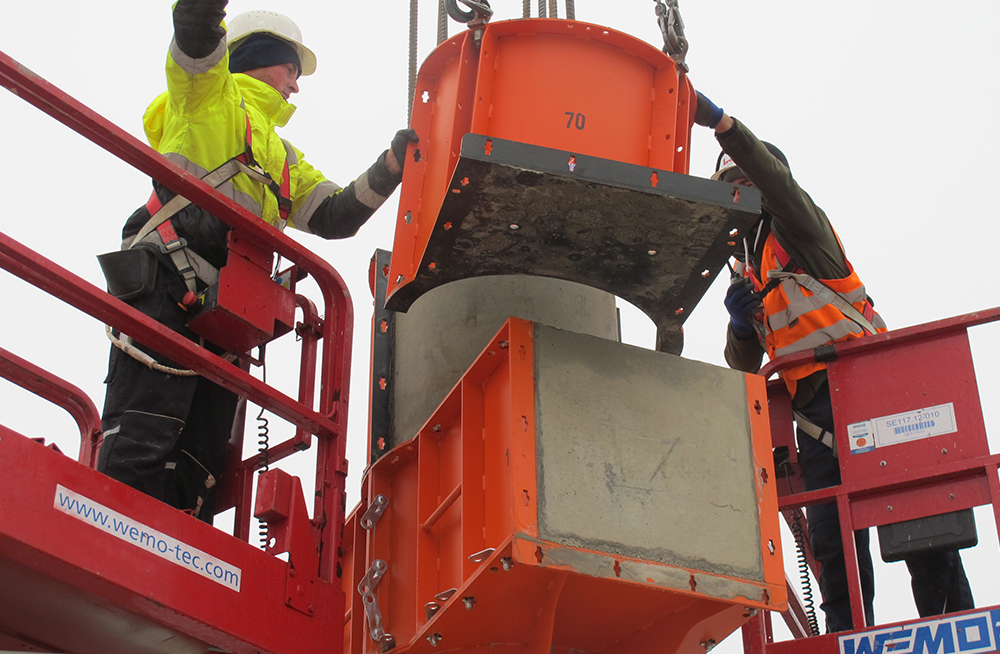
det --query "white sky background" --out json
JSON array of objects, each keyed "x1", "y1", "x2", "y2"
[{"x1": 2, "y1": 0, "x2": 999, "y2": 649}]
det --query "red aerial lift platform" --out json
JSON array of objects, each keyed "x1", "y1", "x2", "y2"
[{"x1": 3, "y1": 3, "x2": 1000, "y2": 653}]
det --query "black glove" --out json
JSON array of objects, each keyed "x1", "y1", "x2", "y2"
[
  {"x1": 390, "y1": 128, "x2": 420, "y2": 173},
  {"x1": 724, "y1": 277, "x2": 760, "y2": 339},
  {"x1": 694, "y1": 91, "x2": 724, "y2": 129},
  {"x1": 173, "y1": 0, "x2": 227, "y2": 59}
]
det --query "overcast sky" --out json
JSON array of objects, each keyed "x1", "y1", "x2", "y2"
[{"x1": 2, "y1": 1, "x2": 999, "y2": 649}]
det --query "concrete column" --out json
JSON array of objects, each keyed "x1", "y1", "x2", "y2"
[{"x1": 391, "y1": 275, "x2": 618, "y2": 445}]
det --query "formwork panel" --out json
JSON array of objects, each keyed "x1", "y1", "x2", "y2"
[{"x1": 345, "y1": 319, "x2": 784, "y2": 654}]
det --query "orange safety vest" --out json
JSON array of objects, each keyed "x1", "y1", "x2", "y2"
[{"x1": 744, "y1": 232, "x2": 887, "y2": 397}]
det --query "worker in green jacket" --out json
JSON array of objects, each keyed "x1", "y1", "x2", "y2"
[
  {"x1": 693, "y1": 91, "x2": 974, "y2": 632},
  {"x1": 98, "y1": 0, "x2": 416, "y2": 522}
]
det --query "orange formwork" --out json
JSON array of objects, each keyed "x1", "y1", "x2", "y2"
[
  {"x1": 388, "y1": 18, "x2": 697, "y2": 313},
  {"x1": 343, "y1": 319, "x2": 786, "y2": 654}
]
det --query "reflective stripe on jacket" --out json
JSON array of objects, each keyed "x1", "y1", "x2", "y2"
[{"x1": 746, "y1": 231, "x2": 887, "y2": 397}]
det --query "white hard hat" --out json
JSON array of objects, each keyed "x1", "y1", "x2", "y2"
[
  {"x1": 711, "y1": 153, "x2": 741, "y2": 182},
  {"x1": 227, "y1": 10, "x2": 317, "y2": 76}
]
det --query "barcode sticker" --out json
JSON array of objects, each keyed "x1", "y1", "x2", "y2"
[{"x1": 847, "y1": 403, "x2": 957, "y2": 454}]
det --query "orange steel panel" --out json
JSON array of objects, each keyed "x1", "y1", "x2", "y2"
[
  {"x1": 502, "y1": 320, "x2": 538, "y2": 539},
  {"x1": 344, "y1": 319, "x2": 784, "y2": 654},
  {"x1": 416, "y1": 400, "x2": 465, "y2": 620},
  {"x1": 390, "y1": 18, "x2": 693, "y2": 304},
  {"x1": 475, "y1": 331, "x2": 519, "y2": 550},
  {"x1": 460, "y1": 382, "x2": 487, "y2": 581},
  {"x1": 485, "y1": 32, "x2": 655, "y2": 164},
  {"x1": 746, "y1": 372, "x2": 788, "y2": 609},
  {"x1": 468, "y1": 20, "x2": 691, "y2": 171}
]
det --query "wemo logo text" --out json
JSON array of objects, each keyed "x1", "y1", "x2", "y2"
[
  {"x1": 839, "y1": 611, "x2": 1000, "y2": 654},
  {"x1": 54, "y1": 484, "x2": 241, "y2": 591}
]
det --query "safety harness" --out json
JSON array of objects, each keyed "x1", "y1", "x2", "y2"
[
  {"x1": 746, "y1": 225, "x2": 879, "y2": 456},
  {"x1": 126, "y1": 110, "x2": 292, "y2": 297},
  {"x1": 758, "y1": 237, "x2": 879, "y2": 336},
  {"x1": 792, "y1": 412, "x2": 837, "y2": 454},
  {"x1": 109, "y1": 110, "x2": 292, "y2": 376}
]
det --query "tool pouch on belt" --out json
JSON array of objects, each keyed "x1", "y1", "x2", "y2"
[{"x1": 98, "y1": 248, "x2": 158, "y2": 301}]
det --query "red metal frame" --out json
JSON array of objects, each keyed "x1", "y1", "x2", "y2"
[
  {"x1": 0, "y1": 48, "x2": 355, "y2": 652},
  {"x1": 0, "y1": 344, "x2": 103, "y2": 466},
  {"x1": 219, "y1": 293, "x2": 326, "y2": 543},
  {"x1": 745, "y1": 306, "x2": 1000, "y2": 653},
  {"x1": 0, "y1": 427, "x2": 345, "y2": 654}
]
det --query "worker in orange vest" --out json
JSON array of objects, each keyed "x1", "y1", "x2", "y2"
[
  {"x1": 693, "y1": 92, "x2": 974, "y2": 632},
  {"x1": 97, "y1": 0, "x2": 416, "y2": 522}
]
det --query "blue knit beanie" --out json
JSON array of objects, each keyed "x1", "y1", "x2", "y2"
[{"x1": 230, "y1": 33, "x2": 301, "y2": 76}]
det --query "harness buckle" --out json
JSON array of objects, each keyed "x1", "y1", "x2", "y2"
[{"x1": 160, "y1": 236, "x2": 189, "y2": 255}]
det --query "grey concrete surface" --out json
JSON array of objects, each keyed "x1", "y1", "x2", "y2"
[
  {"x1": 533, "y1": 325, "x2": 763, "y2": 583},
  {"x1": 391, "y1": 275, "x2": 617, "y2": 445}
]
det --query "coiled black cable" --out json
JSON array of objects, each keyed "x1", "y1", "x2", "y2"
[
  {"x1": 257, "y1": 350, "x2": 270, "y2": 550},
  {"x1": 775, "y1": 446, "x2": 820, "y2": 636},
  {"x1": 789, "y1": 509, "x2": 820, "y2": 636}
]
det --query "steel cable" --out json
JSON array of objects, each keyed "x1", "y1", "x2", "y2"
[
  {"x1": 437, "y1": 0, "x2": 448, "y2": 45},
  {"x1": 408, "y1": 0, "x2": 418, "y2": 123}
]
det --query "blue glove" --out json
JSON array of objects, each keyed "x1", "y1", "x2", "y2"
[
  {"x1": 724, "y1": 277, "x2": 760, "y2": 339},
  {"x1": 694, "y1": 91, "x2": 724, "y2": 129}
]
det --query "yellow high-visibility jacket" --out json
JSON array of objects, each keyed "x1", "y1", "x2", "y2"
[{"x1": 124, "y1": 27, "x2": 399, "y2": 270}]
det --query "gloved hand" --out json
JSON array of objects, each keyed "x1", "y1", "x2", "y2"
[
  {"x1": 694, "y1": 91, "x2": 724, "y2": 129},
  {"x1": 724, "y1": 277, "x2": 760, "y2": 339},
  {"x1": 389, "y1": 128, "x2": 420, "y2": 174}
]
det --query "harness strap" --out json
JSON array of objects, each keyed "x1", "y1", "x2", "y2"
[
  {"x1": 771, "y1": 237, "x2": 795, "y2": 270},
  {"x1": 129, "y1": 158, "x2": 246, "y2": 247},
  {"x1": 767, "y1": 270, "x2": 879, "y2": 335},
  {"x1": 793, "y1": 410, "x2": 837, "y2": 457},
  {"x1": 156, "y1": 220, "x2": 199, "y2": 295},
  {"x1": 127, "y1": 158, "x2": 246, "y2": 295},
  {"x1": 127, "y1": 112, "x2": 293, "y2": 292},
  {"x1": 232, "y1": 112, "x2": 292, "y2": 230}
]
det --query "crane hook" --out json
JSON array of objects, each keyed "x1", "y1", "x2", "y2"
[
  {"x1": 654, "y1": 0, "x2": 689, "y2": 72},
  {"x1": 445, "y1": 0, "x2": 493, "y2": 25}
]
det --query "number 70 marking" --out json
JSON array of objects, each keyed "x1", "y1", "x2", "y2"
[{"x1": 565, "y1": 112, "x2": 586, "y2": 130}]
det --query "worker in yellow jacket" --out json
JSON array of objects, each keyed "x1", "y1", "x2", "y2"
[
  {"x1": 693, "y1": 92, "x2": 973, "y2": 632},
  {"x1": 97, "y1": 0, "x2": 416, "y2": 521}
]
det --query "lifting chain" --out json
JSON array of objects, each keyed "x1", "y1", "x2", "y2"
[
  {"x1": 445, "y1": 0, "x2": 493, "y2": 25},
  {"x1": 654, "y1": 0, "x2": 689, "y2": 72}
]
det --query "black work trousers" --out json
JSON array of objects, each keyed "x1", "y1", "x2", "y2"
[
  {"x1": 795, "y1": 385, "x2": 974, "y2": 633},
  {"x1": 97, "y1": 261, "x2": 238, "y2": 522}
]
